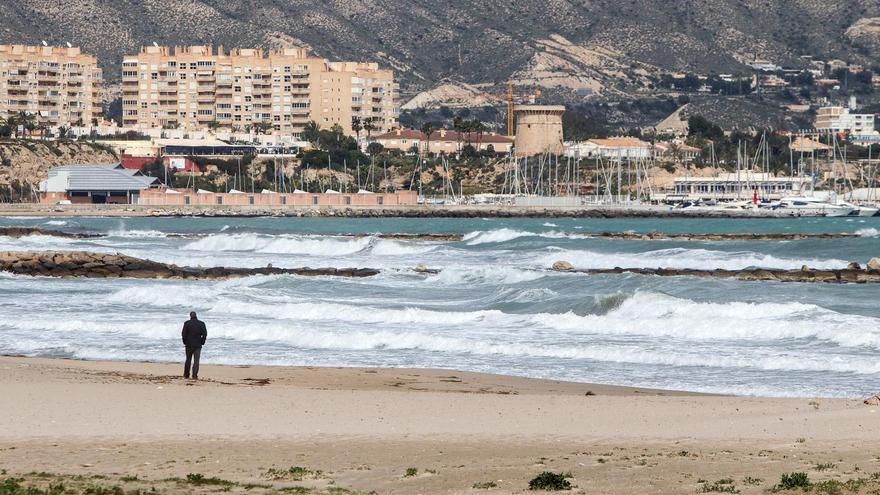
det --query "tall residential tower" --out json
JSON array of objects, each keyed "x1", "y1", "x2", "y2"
[{"x1": 0, "y1": 44, "x2": 103, "y2": 128}]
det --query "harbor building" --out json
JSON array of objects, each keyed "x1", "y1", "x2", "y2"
[
  {"x1": 654, "y1": 172, "x2": 811, "y2": 202},
  {"x1": 513, "y1": 105, "x2": 564, "y2": 156},
  {"x1": 137, "y1": 188, "x2": 417, "y2": 207},
  {"x1": 0, "y1": 44, "x2": 103, "y2": 128},
  {"x1": 121, "y1": 45, "x2": 398, "y2": 138},
  {"x1": 39, "y1": 164, "x2": 159, "y2": 204}
]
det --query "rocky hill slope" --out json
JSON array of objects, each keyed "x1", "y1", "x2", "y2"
[
  {"x1": 0, "y1": 141, "x2": 118, "y2": 188},
  {"x1": 3, "y1": 0, "x2": 878, "y2": 102}
]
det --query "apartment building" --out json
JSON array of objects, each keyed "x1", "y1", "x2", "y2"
[
  {"x1": 121, "y1": 45, "x2": 397, "y2": 138},
  {"x1": 815, "y1": 106, "x2": 876, "y2": 134},
  {"x1": 0, "y1": 44, "x2": 103, "y2": 128}
]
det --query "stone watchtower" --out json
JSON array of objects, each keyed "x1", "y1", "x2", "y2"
[{"x1": 513, "y1": 105, "x2": 565, "y2": 157}]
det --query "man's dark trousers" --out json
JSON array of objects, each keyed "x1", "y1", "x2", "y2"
[{"x1": 184, "y1": 346, "x2": 202, "y2": 379}]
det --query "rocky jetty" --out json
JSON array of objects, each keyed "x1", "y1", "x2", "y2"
[
  {"x1": 0, "y1": 227, "x2": 99, "y2": 239},
  {"x1": 140, "y1": 206, "x2": 795, "y2": 219},
  {"x1": 373, "y1": 233, "x2": 465, "y2": 241},
  {"x1": 593, "y1": 231, "x2": 865, "y2": 241},
  {"x1": 0, "y1": 251, "x2": 379, "y2": 279},
  {"x1": 551, "y1": 261, "x2": 880, "y2": 283}
]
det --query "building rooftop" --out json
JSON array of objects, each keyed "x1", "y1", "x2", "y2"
[
  {"x1": 44, "y1": 164, "x2": 159, "y2": 192},
  {"x1": 588, "y1": 137, "x2": 652, "y2": 148},
  {"x1": 374, "y1": 129, "x2": 514, "y2": 144}
]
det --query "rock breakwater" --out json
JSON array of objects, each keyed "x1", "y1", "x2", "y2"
[
  {"x1": 0, "y1": 251, "x2": 379, "y2": 279},
  {"x1": 592, "y1": 231, "x2": 865, "y2": 241},
  {"x1": 0, "y1": 227, "x2": 99, "y2": 239},
  {"x1": 552, "y1": 261, "x2": 880, "y2": 283}
]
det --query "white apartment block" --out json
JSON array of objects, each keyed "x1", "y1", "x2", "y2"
[{"x1": 815, "y1": 106, "x2": 876, "y2": 134}]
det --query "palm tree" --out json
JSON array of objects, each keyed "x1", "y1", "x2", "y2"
[
  {"x1": 302, "y1": 120, "x2": 320, "y2": 145},
  {"x1": 362, "y1": 118, "x2": 375, "y2": 139},
  {"x1": 452, "y1": 116, "x2": 465, "y2": 155},
  {"x1": 471, "y1": 119, "x2": 485, "y2": 152},
  {"x1": 17, "y1": 112, "x2": 37, "y2": 139},
  {"x1": 420, "y1": 122, "x2": 434, "y2": 156},
  {"x1": 254, "y1": 122, "x2": 273, "y2": 135},
  {"x1": 352, "y1": 118, "x2": 363, "y2": 143}
]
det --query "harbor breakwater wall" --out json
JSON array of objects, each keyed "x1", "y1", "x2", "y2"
[{"x1": 0, "y1": 203, "x2": 843, "y2": 218}]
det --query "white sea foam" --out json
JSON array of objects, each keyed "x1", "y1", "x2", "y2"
[
  {"x1": 369, "y1": 239, "x2": 438, "y2": 256},
  {"x1": 12, "y1": 314, "x2": 878, "y2": 375},
  {"x1": 542, "y1": 222, "x2": 559, "y2": 227},
  {"x1": 463, "y1": 228, "x2": 584, "y2": 245},
  {"x1": 537, "y1": 291, "x2": 880, "y2": 349},
  {"x1": 0, "y1": 234, "x2": 81, "y2": 251},
  {"x1": 430, "y1": 265, "x2": 547, "y2": 285},
  {"x1": 857, "y1": 228, "x2": 879, "y2": 237},
  {"x1": 182, "y1": 233, "x2": 372, "y2": 255},
  {"x1": 537, "y1": 247, "x2": 848, "y2": 270},
  {"x1": 44, "y1": 220, "x2": 67, "y2": 226},
  {"x1": 509, "y1": 288, "x2": 559, "y2": 303},
  {"x1": 250, "y1": 291, "x2": 877, "y2": 347},
  {"x1": 107, "y1": 229, "x2": 169, "y2": 238}
]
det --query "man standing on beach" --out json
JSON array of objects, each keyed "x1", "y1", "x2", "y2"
[{"x1": 181, "y1": 312, "x2": 207, "y2": 380}]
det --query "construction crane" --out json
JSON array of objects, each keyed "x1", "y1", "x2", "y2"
[{"x1": 504, "y1": 82, "x2": 542, "y2": 137}]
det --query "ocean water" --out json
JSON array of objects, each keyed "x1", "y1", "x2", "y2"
[{"x1": 1, "y1": 215, "x2": 879, "y2": 398}]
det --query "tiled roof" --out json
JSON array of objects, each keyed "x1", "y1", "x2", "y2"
[{"x1": 588, "y1": 137, "x2": 652, "y2": 148}]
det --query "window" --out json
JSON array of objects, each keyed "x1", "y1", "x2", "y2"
[
  {"x1": 216, "y1": 196, "x2": 223, "y2": 205},
  {"x1": 248, "y1": 196, "x2": 255, "y2": 205},
  {"x1": 377, "y1": 196, "x2": 384, "y2": 205},
  {"x1": 312, "y1": 196, "x2": 319, "y2": 205}
]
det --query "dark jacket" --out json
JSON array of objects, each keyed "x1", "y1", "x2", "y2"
[{"x1": 182, "y1": 318, "x2": 207, "y2": 348}]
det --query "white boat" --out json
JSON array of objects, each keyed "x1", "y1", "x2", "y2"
[
  {"x1": 772, "y1": 196, "x2": 855, "y2": 217},
  {"x1": 837, "y1": 201, "x2": 879, "y2": 217}
]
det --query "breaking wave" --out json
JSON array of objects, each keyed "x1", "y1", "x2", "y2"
[
  {"x1": 463, "y1": 228, "x2": 584, "y2": 245},
  {"x1": 537, "y1": 247, "x2": 848, "y2": 270},
  {"x1": 857, "y1": 228, "x2": 879, "y2": 237},
  {"x1": 369, "y1": 240, "x2": 438, "y2": 256},
  {"x1": 182, "y1": 233, "x2": 373, "y2": 255},
  {"x1": 9, "y1": 291, "x2": 880, "y2": 374}
]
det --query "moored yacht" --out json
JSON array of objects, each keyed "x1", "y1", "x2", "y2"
[
  {"x1": 772, "y1": 197, "x2": 855, "y2": 216},
  {"x1": 837, "y1": 201, "x2": 880, "y2": 217}
]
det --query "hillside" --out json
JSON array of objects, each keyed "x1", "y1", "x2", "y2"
[
  {"x1": 3, "y1": 0, "x2": 878, "y2": 104},
  {"x1": 0, "y1": 141, "x2": 118, "y2": 190}
]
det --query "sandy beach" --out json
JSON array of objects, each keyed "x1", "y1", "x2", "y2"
[{"x1": 2, "y1": 356, "x2": 879, "y2": 494}]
